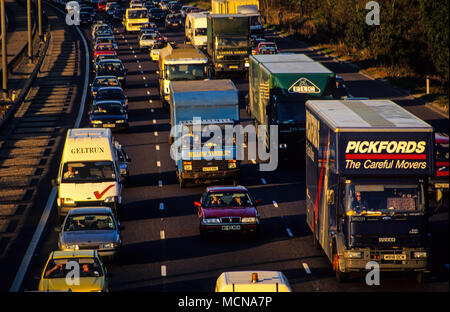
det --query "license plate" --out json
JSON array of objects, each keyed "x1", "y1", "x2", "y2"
[
  {"x1": 229, "y1": 65, "x2": 238, "y2": 69},
  {"x1": 103, "y1": 124, "x2": 115, "y2": 128},
  {"x1": 203, "y1": 166, "x2": 218, "y2": 172},
  {"x1": 221, "y1": 225, "x2": 241, "y2": 231},
  {"x1": 383, "y1": 254, "x2": 406, "y2": 261},
  {"x1": 435, "y1": 183, "x2": 449, "y2": 188}
]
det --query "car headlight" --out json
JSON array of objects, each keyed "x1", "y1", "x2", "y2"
[
  {"x1": 104, "y1": 196, "x2": 118, "y2": 203},
  {"x1": 184, "y1": 164, "x2": 192, "y2": 170},
  {"x1": 413, "y1": 251, "x2": 427, "y2": 259},
  {"x1": 228, "y1": 161, "x2": 236, "y2": 169},
  {"x1": 116, "y1": 119, "x2": 126, "y2": 123},
  {"x1": 102, "y1": 243, "x2": 117, "y2": 249},
  {"x1": 61, "y1": 198, "x2": 75, "y2": 204},
  {"x1": 241, "y1": 217, "x2": 258, "y2": 223},
  {"x1": 91, "y1": 120, "x2": 103, "y2": 124},
  {"x1": 216, "y1": 55, "x2": 224, "y2": 59},
  {"x1": 244, "y1": 62, "x2": 249, "y2": 68},
  {"x1": 203, "y1": 218, "x2": 220, "y2": 224},
  {"x1": 62, "y1": 244, "x2": 79, "y2": 251},
  {"x1": 279, "y1": 143, "x2": 287, "y2": 149},
  {"x1": 344, "y1": 251, "x2": 362, "y2": 259}
]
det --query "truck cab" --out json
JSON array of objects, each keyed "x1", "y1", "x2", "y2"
[{"x1": 305, "y1": 99, "x2": 435, "y2": 283}]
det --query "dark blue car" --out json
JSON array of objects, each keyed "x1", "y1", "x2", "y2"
[
  {"x1": 93, "y1": 86, "x2": 128, "y2": 109},
  {"x1": 90, "y1": 76, "x2": 121, "y2": 97},
  {"x1": 89, "y1": 101, "x2": 129, "y2": 131}
]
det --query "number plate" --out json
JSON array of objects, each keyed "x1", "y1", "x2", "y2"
[
  {"x1": 383, "y1": 254, "x2": 406, "y2": 261},
  {"x1": 229, "y1": 65, "x2": 239, "y2": 69},
  {"x1": 221, "y1": 225, "x2": 241, "y2": 231},
  {"x1": 103, "y1": 124, "x2": 115, "y2": 128},
  {"x1": 202, "y1": 166, "x2": 218, "y2": 172},
  {"x1": 435, "y1": 183, "x2": 449, "y2": 189}
]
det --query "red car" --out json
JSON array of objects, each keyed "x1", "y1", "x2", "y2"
[
  {"x1": 195, "y1": 186, "x2": 261, "y2": 239},
  {"x1": 253, "y1": 42, "x2": 280, "y2": 55},
  {"x1": 430, "y1": 132, "x2": 449, "y2": 198},
  {"x1": 97, "y1": 0, "x2": 107, "y2": 11},
  {"x1": 94, "y1": 43, "x2": 116, "y2": 58}
]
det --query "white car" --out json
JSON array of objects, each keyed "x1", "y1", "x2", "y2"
[{"x1": 139, "y1": 31, "x2": 159, "y2": 50}]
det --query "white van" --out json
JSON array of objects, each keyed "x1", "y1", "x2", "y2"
[
  {"x1": 55, "y1": 128, "x2": 123, "y2": 218},
  {"x1": 185, "y1": 12, "x2": 208, "y2": 49}
]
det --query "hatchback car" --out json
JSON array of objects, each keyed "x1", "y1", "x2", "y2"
[
  {"x1": 94, "y1": 43, "x2": 116, "y2": 58},
  {"x1": 149, "y1": 8, "x2": 165, "y2": 23},
  {"x1": 165, "y1": 13, "x2": 182, "y2": 28},
  {"x1": 94, "y1": 86, "x2": 128, "y2": 108},
  {"x1": 57, "y1": 207, "x2": 124, "y2": 259},
  {"x1": 89, "y1": 101, "x2": 129, "y2": 130},
  {"x1": 95, "y1": 36, "x2": 118, "y2": 50},
  {"x1": 96, "y1": 59, "x2": 128, "y2": 85},
  {"x1": 38, "y1": 250, "x2": 109, "y2": 292},
  {"x1": 93, "y1": 54, "x2": 118, "y2": 72},
  {"x1": 90, "y1": 75, "x2": 121, "y2": 97},
  {"x1": 196, "y1": 186, "x2": 261, "y2": 239},
  {"x1": 254, "y1": 42, "x2": 279, "y2": 55}
]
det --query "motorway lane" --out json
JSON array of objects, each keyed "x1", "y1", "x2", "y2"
[{"x1": 19, "y1": 4, "x2": 448, "y2": 292}]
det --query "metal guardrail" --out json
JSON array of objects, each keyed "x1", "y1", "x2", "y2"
[{"x1": 0, "y1": 23, "x2": 51, "y2": 130}]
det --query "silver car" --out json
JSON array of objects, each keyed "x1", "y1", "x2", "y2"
[
  {"x1": 114, "y1": 140, "x2": 131, "y2": 181},
  {"x1": 57, "y1": 207, "x2": 124, "y2": 260}
]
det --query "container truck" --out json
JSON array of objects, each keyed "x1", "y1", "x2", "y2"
[
  {"x1": 169, "y1": 80, "x2": 240, "y2": 187},
  {"x1": 206, "y1": 14, "x2": 251, "y2": 77},
  {"x1": 305, "y1": 99, "x2": 435, "y2": 283},
  {"x1": 247, "y1": 54, "x2": 335, "y2": 155}
]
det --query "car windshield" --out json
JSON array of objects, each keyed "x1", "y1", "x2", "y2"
[
  {"x1": 216, "y1": 36, "x2": 248, "y2": 48},
  {"x1": 250, "y1": 15, "x2": 262, "y2": 26},
  {"x1": 96, "y1": 89, "x2": 125, "y2": 100},
  {"x1": 64, "y1": 214, "x2": 116, "y2": 232},
  {"x1": 93, "y1": 77, "x2": 119, "y2": 87},
  {"x1": 62, "y1": 161, "x2": 116, "y2": 183},
  {"x1": 205, "y1": 192, "x2": 253, "y2": 208},
  {"x1": 44, "y1": 258, "x2": 103, "y2": 279},
  {"x1": 128, "y1": 9, "x2": 148, "y2": 18},
  {"x1": 142, "y1": 34, "x2": 157, "y2": 40},
  {"x1": 98, "y1": 62, "x2": 124, "y2": 72},
  {"x1": 150, "y1": 8, "x2": 163, "y2": 13},
  {"x1": 345, "y1": 179, "x2": 425, "y2": 216},
  {"x1": 180, "y1": 124, "x2": 234, "y2": 148},
  {"x1": 276, "y1": 100, "x2": 306, "y2": 123},
  {"x1": 93, "y1": 103, "x2": 124, "y2": 115},
  {"x1": 165, "y1": 63, "x2": 207, "y2": 81},
  {"x1": 195, "y1": 28, "x2": 207, "y2": 36}
]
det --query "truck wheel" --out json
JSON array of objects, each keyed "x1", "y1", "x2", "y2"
[{"x1": 333, "y1": 253, "x2": 348, "y2": 283}]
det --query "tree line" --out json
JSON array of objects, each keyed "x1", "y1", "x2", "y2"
[{"x1": 260, "y1": 0, "x2": 449, "y2": 85}]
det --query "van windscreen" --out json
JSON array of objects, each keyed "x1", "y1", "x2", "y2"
[{"x1": 62, "y1": 161, "x2": 116, "y2": 183}]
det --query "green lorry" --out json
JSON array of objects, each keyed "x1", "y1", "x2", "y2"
[{"x1": 247, "y1": 54, "x2": 335, "y2": 155}]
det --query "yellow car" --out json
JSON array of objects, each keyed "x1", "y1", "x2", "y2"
[
  {"x1": 38, "y1": 250, "x2": 109, "y2": 292},
  {"x1": 215, "y1": 271, "x2": 292, "y2": 292}
]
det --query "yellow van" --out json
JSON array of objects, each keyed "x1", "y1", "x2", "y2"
[
  {"x1": 55, "y1": 128, "x2": 123, "y2": 219},
  {"x1": 215, "y1": 271, "x2": 292, "y2": 292},
  {"x1": 123, "y1": 8, "x2": 149, "y2": 33}
]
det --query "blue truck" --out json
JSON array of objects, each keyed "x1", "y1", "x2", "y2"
[
  {"x1": 305, "y1": 99, "x2": 435, "y2": 283},
  {"x1": 169, "y1": 79, "x2": 240, "y2": 188}
]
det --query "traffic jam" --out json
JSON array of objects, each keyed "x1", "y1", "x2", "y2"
[{"x1": 7, "y1": 0, "x2": 449, "y2": 293}]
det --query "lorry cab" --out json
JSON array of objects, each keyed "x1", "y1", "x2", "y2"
[
  {"x1": 215, "y1": 271, "x2": 292, "y2": 292},
  {"x1": 305, "y1": 99, "x2": 435, "y2": 283},
  {"x1": 56, "y1": 128, "x2": 123, "y2": 220}
]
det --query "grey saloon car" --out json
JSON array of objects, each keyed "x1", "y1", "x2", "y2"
[{"x1": 57, "y1": 207, "x2": 124, "y2": 260}]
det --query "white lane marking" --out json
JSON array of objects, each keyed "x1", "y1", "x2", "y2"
[
  {"x1": 149, "y1": 100, "x2": 152, "y2": 104},
  {"x1": 302, "y1": 262, "x2": 311, "y2": 274},
  {"x1": 11, "y1": 3, "x2": 90, "y2": 292},
  {"x1": 125, "y1": 39, "x2": 127, "y2": 42},
  {"x1": 141, "y1": 71, "x2": 144, "y2": 74},
  {"x1": 159, "y1": 203, "x2": 164, "y2": 210},
  {"x1": 10, "y1": 187, "x2": 58, "y2": 292},
  {"x1": 134, "y1": 55, "x2": 137, "y2": 58},
  {"x1": 145, "y1": 83, "x2": 148, "y2": 87},
  {"x1": 153, "y1": 119, "x2": 156, "y2": 124},
  {"x1": 137, "y1": 60, "x2": 139, "y2": 63},
  {"x1": 158, "y1": 180, "x2": 163, "y2": 187},
  {"x1": 250, "y1": 159, "x2": 256, "y2": 164},
  {"x1": 156, "y1": 161, "x2": 161, "y2": 167},
  {"x1": 272, "y1": 201, "x2": 278, "y2": 208},
  {"x1": 261, "y1": 178, "x2": 267, "y2": 185},
  {"x1": 160, "y1": 230, "x2": 165, "y2": 240},
  {"x1": 138, "y1": 65, "x2": 142, "y2": 68},
  {"x1": 154, "y1": 131, "x2": 158, "y2": 136},
  {"x1": 286, "y1": 228, "x2": 293, "y2": 238},
  {"x1": 161, "y1": 265, "x2": 167, "y2": 277},
  {"x1": 147, "y1": 91, "x2": 151, "y2": 95},
  {"x1": 156, "y1": 145, "x2": 160, "y2": 150},
  {"x1": 151, "y1": 108, "x2": 154, "y2": 112},
  {"x1": 143, "y1": 76, "x2": 146, "y2": 80}
]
